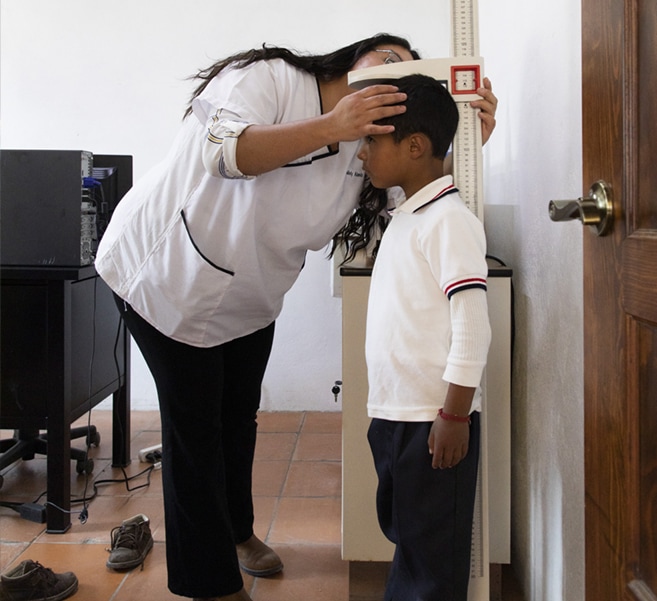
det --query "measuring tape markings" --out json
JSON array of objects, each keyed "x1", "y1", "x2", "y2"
[
  {"x1": 451, "y1": 0, "x2": 483, "y2": 223},
  {"x1": 452, "y1": 0, "x2": 480, "y2": 57}
]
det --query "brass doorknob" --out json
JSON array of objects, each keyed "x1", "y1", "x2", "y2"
[{"x1": 549, "y1": 180, "x2": 614, "y2": 236}]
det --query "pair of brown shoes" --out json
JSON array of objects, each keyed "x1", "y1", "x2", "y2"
[{"x1": 235, "y1": 535, "x2": 283, "y2": 577}]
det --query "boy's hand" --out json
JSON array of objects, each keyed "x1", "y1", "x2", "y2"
[{"x1": 428, "y1": 417, "x2": 470, "y2": 470}]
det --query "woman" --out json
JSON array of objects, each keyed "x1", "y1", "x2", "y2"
[{"x1": 95, "y1": 33, "x2": 497, "y2": 601}]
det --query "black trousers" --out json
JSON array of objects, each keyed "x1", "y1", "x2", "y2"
[
  {"x1": 368, "y1": 414, "x2": 480, "y2": 601},
  {"x1": 115, "y1": 296, "x2": 275, "y2": 598}
]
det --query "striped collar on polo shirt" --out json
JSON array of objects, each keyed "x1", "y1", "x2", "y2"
[{"x1": 393, "y1": 175, "x2": 459, "y2": 215}]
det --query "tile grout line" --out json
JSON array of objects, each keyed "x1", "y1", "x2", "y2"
[
  {"x1": 254, "y1": 411, "x2": 306, "y2": 599},
  {"x1": 260, "y1": 411, "x2": 306, "y2": 546}
]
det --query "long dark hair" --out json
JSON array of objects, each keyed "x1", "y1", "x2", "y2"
[
  {"x1": 183, "y1": 33, "x2": 418, "y2": 119},
  {"x1": 332, "y1": 180, "x2": 390, "y2": 263}
]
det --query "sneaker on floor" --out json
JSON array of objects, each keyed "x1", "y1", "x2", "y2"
[
  {"x1": 106, "y1": 513, "x2": 154, "y2": 570},
  {"x1": 0, "y1": 560, "x2": 78, "y2": 601}
]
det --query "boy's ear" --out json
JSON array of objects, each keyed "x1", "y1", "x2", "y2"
[{"x1": 408, "y1": 133, "x2": 431, "y2": 159}]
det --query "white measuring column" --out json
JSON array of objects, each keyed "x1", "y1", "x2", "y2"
[
  {"x1": 450, "y1": 3, "x2": 491, "y2": 601},
  {"x1": 450, "y1": 0, "x2": 484, "y2": 223}
]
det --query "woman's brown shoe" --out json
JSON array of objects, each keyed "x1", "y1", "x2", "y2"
[{"x1": 236, "y1": 534, "x2": 283, "y2": 577}]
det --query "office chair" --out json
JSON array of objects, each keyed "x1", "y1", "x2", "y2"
[{"x1": 0, "y1": 426, "x2": 99, "y2": 490}]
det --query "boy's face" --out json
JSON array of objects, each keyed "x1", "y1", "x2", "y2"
[{"x1": 357, "y1": 134, "x2": 406, "y2": 190}]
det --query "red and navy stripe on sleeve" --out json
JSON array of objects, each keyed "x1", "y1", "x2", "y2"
[{"x1": 444, "y1": 277, "x2": 487, "y2": 300}]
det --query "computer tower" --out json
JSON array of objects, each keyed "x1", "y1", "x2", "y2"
[
  {"x1": 92, "y1": 154, "x2": 134, "y2": 243},
  {"x1": 0, "y1": 149, "x2": 132, "y2": 267}
]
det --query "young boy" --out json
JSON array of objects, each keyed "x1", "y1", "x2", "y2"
[{"x1": 359, "y1": 74, "x2": 492, "y2": 601}]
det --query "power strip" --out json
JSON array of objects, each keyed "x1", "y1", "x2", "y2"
[{"x1": 138, "y1": 444, "x2": 162, "y2": 464}]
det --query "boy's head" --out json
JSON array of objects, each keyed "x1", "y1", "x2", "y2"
[
  {"x1": 358, "y1": 74, "x2": 459, "y2": 196},
  {"x1": 381, "y1": 73, "x2": 459, "y2": 159}
]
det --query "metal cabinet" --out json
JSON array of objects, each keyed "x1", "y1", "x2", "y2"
[{"x1": 1, "y1": 266, "x2": 131, "y2": 532}]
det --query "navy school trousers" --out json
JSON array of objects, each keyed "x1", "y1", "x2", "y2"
[{"x1": 368, "y1": 413, "x2": 480, "y2": 601}]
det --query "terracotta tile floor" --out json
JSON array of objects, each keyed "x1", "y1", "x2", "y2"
[{"x1": 0, "y1": 411, "x2": 523, "y2": 600}]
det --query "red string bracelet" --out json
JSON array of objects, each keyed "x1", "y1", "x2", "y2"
[{"x1": 438, "y1": 408, "x2": 471, "y2": 424}]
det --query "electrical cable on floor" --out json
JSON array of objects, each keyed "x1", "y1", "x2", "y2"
[
  {"x1": 0, "y1": 454, "x2": 154, "y2": 525},
  {"x1": 0, "y1": 500, "x2": 26, "y2": 513},
  {"x1": 0, "y1": 463, "x2": 157, "y2": 524}
]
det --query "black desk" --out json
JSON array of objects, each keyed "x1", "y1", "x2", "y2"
[{"x1": 1, "y1": 265, "x2": 130, "y2": 533}]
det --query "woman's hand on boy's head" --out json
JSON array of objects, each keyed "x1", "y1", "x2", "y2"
[
  {"x1": 471, "y1": 77, "x2": 497, "y2": 145},
  {"x1": 330, "y1": 84, "x2": 407, "y2": 141}
]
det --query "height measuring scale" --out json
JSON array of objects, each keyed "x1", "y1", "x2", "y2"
[
  {"x1": 348, "y1": 1, "x2": 484, "y2": 222},
  {"x1": 347, "y1": 1, "x2": 491, "y2": 598}
]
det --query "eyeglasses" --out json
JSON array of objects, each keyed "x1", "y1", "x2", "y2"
[{"x1": 374, "y1": 49, "x2": 404, "y2": 64}]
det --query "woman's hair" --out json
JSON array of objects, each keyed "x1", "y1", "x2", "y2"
[
  {"x1": 332, "y1": 180, "x2": 390, "y2": 263},
  {"x1": 183, "y1": 33, "x2": 419, "y2": 118}
]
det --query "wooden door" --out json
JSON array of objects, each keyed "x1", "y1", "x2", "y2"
[{"x1": 582, "y1": 0, "x2": 657, "y2": 599}]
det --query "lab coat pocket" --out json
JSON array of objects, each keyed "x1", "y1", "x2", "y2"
[
  {"x1": 130, "y1": 210, "x2": 235, "y2": 344},
  {"x1": 179, "y1": 209, "x2": 235, "y2": 277}
]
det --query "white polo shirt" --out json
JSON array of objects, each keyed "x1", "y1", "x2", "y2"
[
  {"x1": 96, "y1": 59, "x2": 364, "y2": 347},
  {"x1": 365, "y1": 176, "x2": 491, "y2": 422}
]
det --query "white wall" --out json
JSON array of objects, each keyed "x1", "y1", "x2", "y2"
[
  {"x1": 1, "y1": 1, "x2": 585, "y2": 600},
  {"x1": 479, "y1": 1, "x2": 585, "y2": 600}
]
